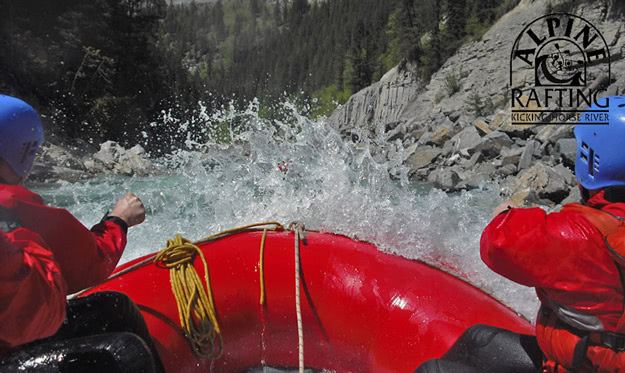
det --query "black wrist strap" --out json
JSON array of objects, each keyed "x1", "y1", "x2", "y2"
[{"x1": 103, "y1": 216, "x2": 128, "y2": 234}]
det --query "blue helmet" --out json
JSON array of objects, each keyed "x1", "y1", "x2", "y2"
[
  {"x1": 0, "y1": 95, "x2": 44, "y2": 177},
  {"x1": 575, "y1": 95, "x2": 625, "y2": 190}
]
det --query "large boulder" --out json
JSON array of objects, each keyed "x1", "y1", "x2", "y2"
[
  {"x1": 561, "y1": 187, "x2": 582, "y2": 205},
  {"x1": 495, "y1": 163, "x2": 518, "y2": 178},
  {"x1": 92, "y1": 141, "x2": 126, "y2": 170},
  {"x1": 468, "y1": 131, "x2": 514, "y2": 158},
  {"x1": 118, "y1": 145, "x2": 155, "y2": 177},
  {"x1": 38, "y1": 144, "x2": 87, "y2": 171},
  {"x1": 450, "y1": 126, "x2": 482, "y2": 154},
  {"x1": 474, "y1": 119, "x2": 492, "y2": 136},
  {"x1": 535, "y1": 125, "x2": 575, "y2": 144},
  {"x1": 555, "y1": 138, "x2": 577, "y2": 168},
  {"x1": 431, "y1": 120, "x2": 459, "y2": 147},
  {"x1": 86, "y1": 141, "x2": 158, "y2": 177},
  {"x1": 552, "y1": 163, "x2": 577, "y2": 186},
  {"x1": 500, "y1": 146, "x2": 524, "y2": 166},
  {"x1": 457, "y1": 163, "x2": 497, "y2": 190},
  {"x1": 30, "y1": 143, "x2": 90, "y2": 182},
  {"x1": 406, "y1": 147, "x2": 442, "y2": 174},
  {"x1": 427, "y1": 167, "x2": 461, "y2": 191},
  {"x1": 518, "y1": 139, "x2": 540, "y2": 170},
  {"x1": 462, "y1": 151, "x2": 485, "y2": 169},
  {"x1": 490, "y1": 111, "x2": 534, "y2": 139},
  {"x1": 30, "y1": 164, "x2": 88, "y2": 183},
  {"x1": 505, "y1": 162, "x2": 571, "y2": 204}
]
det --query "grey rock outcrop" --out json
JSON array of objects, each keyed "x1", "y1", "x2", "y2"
[
  {"x1": 327, "y1": 63, "x2": 421, "y2": 135},
  {"x1": 451, "y1": 126, "x2": 482, "y2": 154},
  {"x1": 407, "y1": 147, "x2": 442, "y2": 174},
  {"x1": 556, "y1": 138, "x2": 577, "y2": 168},
  {"x1": 468, "y1": 131, "x2": 513, "y2": 158},
  {"x1": 84, "y1": 141, "x2": 159, "y2": 177},
  {"x1": 428, "y1": 168, "x2": 461, "y2": 191},
  {"x1": 503, "y1": 162, "x2": 572, "y2": 204},
  {"x1": 30, "y1": 144, "x2": 89, "y2": 182},
  {"x1": 518, "y1": 140, "x2": 540, "y2": 171}
]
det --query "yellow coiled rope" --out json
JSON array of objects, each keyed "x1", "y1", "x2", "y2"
[
  {"x1": 153, "y1": 234, "x2": 223, "y2": 359},
  {"x1": 152, "y1": 222, "x2": 285, "y2": 359}
]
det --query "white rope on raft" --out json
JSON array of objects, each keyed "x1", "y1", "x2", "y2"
[{"x1": 290, "y1": 222, "x2": 305, "y2": 373}]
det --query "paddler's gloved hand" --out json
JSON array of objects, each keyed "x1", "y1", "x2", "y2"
[
  {"x1": 110, "y1": 193, "x2": 146, "y2": 228},
  {"x1": 492, "y1": 200, "x2": 520, "y2": 218}
]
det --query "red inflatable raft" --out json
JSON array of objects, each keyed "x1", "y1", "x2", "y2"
[{"x1": 83, "y1": 227, "x2": 533, "y2": 373}]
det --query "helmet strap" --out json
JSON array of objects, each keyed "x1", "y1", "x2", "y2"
[{"x1": 581, "y1": 187, "x2": 590, "y2": 205}]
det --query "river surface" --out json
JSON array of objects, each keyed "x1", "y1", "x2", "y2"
[{"x1": 31, "y1": 101, "x2": 540, "y2": 321}]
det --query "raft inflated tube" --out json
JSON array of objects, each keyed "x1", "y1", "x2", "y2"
[{"x1": 83, "y1": 230, "x2": 533, "y2": 373}]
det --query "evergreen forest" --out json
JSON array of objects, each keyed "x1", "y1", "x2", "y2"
[{"x1": 0, "y1": 0, "x2": 518, "y2": 152}]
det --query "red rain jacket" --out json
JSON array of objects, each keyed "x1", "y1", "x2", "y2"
[
  {"x1": 0, "y1": 184, "x2": 126, "y2": 351},
  {"x1": 481, "y1": 191, "x2": 625, "y2": 372}
]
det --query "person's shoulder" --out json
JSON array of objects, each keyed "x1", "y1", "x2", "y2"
[
  {"x1": 548, "y1": 204, "x2": 606, "y2": 242},
  {"x1": 602, "y1": 202, "x2": 625, "y2": 220},
  {"x1": 0, "y1": 184, "x2": 44, "y2": 205}
]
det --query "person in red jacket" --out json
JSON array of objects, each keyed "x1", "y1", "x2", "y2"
[
  {"x1": 417, "y1": 97, "x2": 625, "y2": 373},
  {"x1": 0, "y1": 95, "x2": 161, "y2": 372}
]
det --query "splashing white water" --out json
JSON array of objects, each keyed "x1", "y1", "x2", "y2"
[{"x1": 32, "y1": 101, "x2": 540, "y2": 321}]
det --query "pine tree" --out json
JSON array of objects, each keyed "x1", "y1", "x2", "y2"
[
  {"x1": 274, "y1": 0, "x2": 282, "y2": 26},
  {"x1": 348, "y1": 19, "x2": 373, "y2": 93},
  {"x1": 446, "y1": 0, "x2": 466, "y2": 41},
  {"x1": 289, "y1": 0, "x2": 309, "y2": 28},
  {"x1": 213, "y1": 0, "x2": 226, "y2": 41},
  {"x1": 418, "y1": 0, "x2": 442, "y2": 79},
  {"x1": 250, "y1": 0, "x2": 261, "y2": 18}
]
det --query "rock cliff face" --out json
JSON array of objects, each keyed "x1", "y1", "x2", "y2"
[
  {"x1": 328, "y1": 0, "x2": 625, "y2": 205},
  {"x1": 328, "y1": 62, "x2": 422, "y2": 138}
]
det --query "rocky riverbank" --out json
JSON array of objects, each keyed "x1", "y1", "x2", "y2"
[
  {"x1": 327, "y1": 0, "x2": 625, "y2": 207},
  {"x1": 30, "y1": 139, "x2": 162, "y2": 183}
]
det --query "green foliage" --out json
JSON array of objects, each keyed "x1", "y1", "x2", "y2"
[
  {"x1": 466, "y1": 91, "x2": 495, "y2": 117},
  {"x1": 495, "y1": 0, "x2": 521, "y2": 16},
  {"x1": 383, "y1": 0, "x2": 518, "y2": 81},
  {"x1": 434, "y1": 90, "x2": 446, "y2": 104},
  {"x1": 215, "y1": 121, "x2": 233, "y2": 144},
  {"x1": 0, "y1": 0, "x2": 173, "y2": 149},
  {"x1": 445, "y1": 71, "x2": 462, "y2": 96},
  {"x1": 310, "y1": 84, "x2": 352, "y2": 117},
  {"x1": 465, "y1": 15, "x2": 490, "y2": 41},
  {"x1": 546, "y1": 0, "x2": 582, "y2": 14},
  {"x1": 289, "y1": 0, "x2": 309, "y2": 27}
]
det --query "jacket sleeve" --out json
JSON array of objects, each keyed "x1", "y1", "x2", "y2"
[
  {"x1": 14, "y1": 200, "x2": 127, "y2": 294},
  {"x1": 0, "y1": 229, "x2": 67, "y2": 348},
  {"x1": 480, "y1": 207, "x2": 618, "y2": 290}
]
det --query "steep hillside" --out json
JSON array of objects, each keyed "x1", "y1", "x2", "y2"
[{"x1": 328, "y1": 0, "x2": 625, "y2": 205}]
